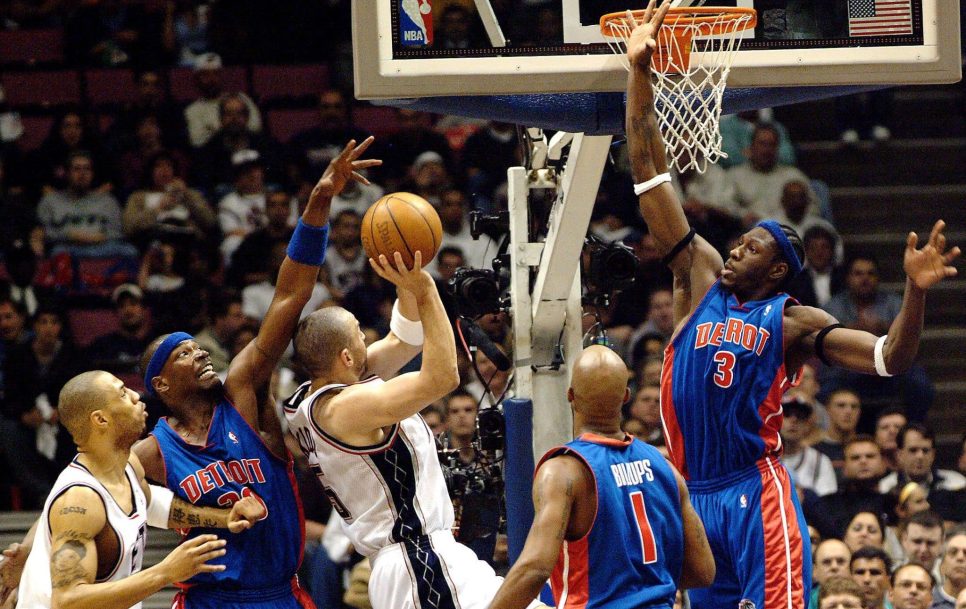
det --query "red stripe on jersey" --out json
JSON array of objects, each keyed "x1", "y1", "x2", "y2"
[
  {"x1": 630, "y1": 491, "x2": 658, "y2": 564},
  {"x1": 659, "y1": 344, "x2": 688, "y2": 479},
  {"x1": 756, "y1": 367, "x2": 787, "y2": 458},
  {"x1": 759, "y1": 459, "x2": 807, "y2": 609},
  {"x1": 561, "y1": 537, "x2": 591, "y2": 609}
]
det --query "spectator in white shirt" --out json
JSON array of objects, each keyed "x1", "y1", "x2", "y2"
[{"x1": 781, "y1": 396, "x2": 838, "y2": 497}]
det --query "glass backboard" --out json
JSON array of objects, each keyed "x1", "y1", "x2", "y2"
[{"x1": 353, "y1": 0, "x2": 961, "y2": 100}]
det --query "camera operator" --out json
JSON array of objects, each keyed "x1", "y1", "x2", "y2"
[{"x1": 438, "y1": 390, "x2": 506, "y2": 565}]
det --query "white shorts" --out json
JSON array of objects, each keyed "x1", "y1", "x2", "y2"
[{"x1": 368, "y1": 530, "x2": 543, "y2": 609}]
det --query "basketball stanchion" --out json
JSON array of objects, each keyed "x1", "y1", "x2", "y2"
[{"x1": 600, "y1": 6, "x2": 757, "y2": 173}]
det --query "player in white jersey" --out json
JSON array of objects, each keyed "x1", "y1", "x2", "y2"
[
  {"x1": 11, "y1": 370, "x2": 265, "y2": 609},
  {"x1": 285, "y1": 252, "x2": 544, "y2": 609}
]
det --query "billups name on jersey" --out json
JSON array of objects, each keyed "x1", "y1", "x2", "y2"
[
  {"x1": 694, "y1": 319, "x2": 771, "y2": 355},
  {"x1": 179, "y1": 458, "x2": 266, "y2": 503},
  {"x1": 611, "y1": 459, "x2": 655, "y2": 487}
]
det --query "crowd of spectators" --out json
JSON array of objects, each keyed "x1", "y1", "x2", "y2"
[{"x1": 0, "y1": 2, "x2": 958, "y2": 608}]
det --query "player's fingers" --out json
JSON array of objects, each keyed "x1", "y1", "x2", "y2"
[
  {"x1": 944, "y1": 265, "x2": 958, "y2": 278},
  {"x1": 927, "y1": 219, "x2": 945, "y2": 246},
  {"x1": 228, "y1": 520, "x2": 252, "y2": 533},
  {"x1": 350, "y1": 135, "x2": 376, "y2": 159},
  {"x1": 906, "y1": 231, "x2": 918, "y2": 251},
  {"x1": 643, "y1": 0, "x2": 655, "y2": 24},
  {"x1": 368, "y1": 257, "x2": 390, "y2": 280},
  {"x1": 2, "y1": 544, "x2": 20, "y2": 558},
  {"x1": 198, "y1": 564, "x2": 227, "y2": 572},
  {"x1": 412, "y1": 250, "x2": 423, "y2": 272},
  {"x1": 350, "y1": 171, "x2": 371, "y2": 186},
  {"x1": 936, "y1": 232, "x2": 947, "y2": 253},
  {"x1": 625, "y1": 10, "x2": 636, "y2": 29},
  {"x1": 656, "y1": 0, "x2": 672, "y2": 26},
  {"x1": 393, "y1": 251, "x2": 407, "y2": 271},
  {"x1": 945, "y1": 246, "x2": 962, "y2": 263},
  {"x1": 339, "y1": 140, "x2": 357, "y2": 160}
]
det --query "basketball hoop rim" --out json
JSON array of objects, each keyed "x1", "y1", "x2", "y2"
[{"x1": 599, "y1": 7, "x2": 758, "y2": 38}]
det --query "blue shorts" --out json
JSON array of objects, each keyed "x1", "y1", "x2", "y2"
[
  {"x1": 687, "y1": 458, "x2": 812, "y2": 609},
  {"x1": 174, "y1": 579, "x2": 315, "y2": 609}
]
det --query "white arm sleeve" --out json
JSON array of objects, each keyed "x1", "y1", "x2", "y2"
[{"x1": 147, "y1": 484, "x2": 174, "y2": 529}]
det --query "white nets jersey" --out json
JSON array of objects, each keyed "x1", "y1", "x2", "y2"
[
  {"x1": 283, "y1": 378, "x2": 455, "y2": 557},
  {"x1": 18, "y1": 457, "x2": 148, "y2": 609}
]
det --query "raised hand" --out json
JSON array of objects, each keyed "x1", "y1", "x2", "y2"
[
  {"x1": 904, "y1": 220, "x2": 960, "y2": 290},
  {"x1": 369, "y1": 251, "x2": 434, "y2": 297},
  {"x1": 626, "y1": 0, "x2": 672, "y2": 69},
  {"x1": 311, "y1": 137, "x2": 382, "y2": 204},
  {"x1": 226, "y1": 495, "x2": 268, "y2": 533}
]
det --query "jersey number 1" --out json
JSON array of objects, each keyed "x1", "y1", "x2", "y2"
[{"x1": 629, "y1": 491, "x2": 658, "y2": 564}]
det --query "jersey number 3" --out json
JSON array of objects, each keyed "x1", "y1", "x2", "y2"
[
  {"x1": 629, "y1": 491, "x2": 658, "y2": 564},
  {"x1": 712, "y1": 351, "x2": 736, "y2": 388}
]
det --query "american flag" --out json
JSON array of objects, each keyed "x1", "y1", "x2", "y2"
[{"x1": 848, "y1": 0, "x2": 913, "y2": 37}]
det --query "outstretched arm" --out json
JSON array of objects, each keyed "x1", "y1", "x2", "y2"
[
  {"x1": 487, "y1": 456, "x2": 586, "y2": 609},
  {"x1": 788, "y1": 220, "x2": 960, "y2": 374},
  {"x1": 625, "y1": 0, "x2": 721, "y2": 322},
  {"x1": 673, "y1": 466, "x2": 715, "y2": 588},
  {"x1": 225, "y1": 138, "x2": 381, "y2": 426}
]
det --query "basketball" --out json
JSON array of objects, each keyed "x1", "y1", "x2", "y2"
[{"x1": 360, "y1": 192, "x2": 443, "y2": 270}]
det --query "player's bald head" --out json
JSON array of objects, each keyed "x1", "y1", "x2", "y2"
[
  {"x1": 59, "y1": 370, "x2": 114, "y2": 443},
  {"x1": 569, "y1": 345, "x2": 630, "y2": 415}
]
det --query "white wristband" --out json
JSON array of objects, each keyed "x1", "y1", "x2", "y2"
[
  {"x1": 147, "y1": 484, "x2": 174, "y2": 529},
  {"x1": 873, "y1": 335, "x2": 893, "y2": 377},
  {"x1": 634, "y1": 172, "x2": 672, "y2": 196},
  {"x1": 390, "y1": 300, "x2": 424, "y2": 346}
]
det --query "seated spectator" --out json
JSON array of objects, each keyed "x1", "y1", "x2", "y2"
[
  {"x1": 932, "y1": 528, "x2": 966, "y2": 609},
  {"x1": 787, "y1": 224, "x2": 846, "y2": 308},
  {"x1": 819, "y1": 577, "x2": 865, "y2": 609},
  {"x1": 1, "y1": 239, "x2": 55, "y2": 317},
  {"x1": 0, "y1": 303, "x2": 81, "y2": 508},
  {"x1": 218, "y1": 151, "x2": 274, "y2": 261},
  {"x1": 814, "y1": 388, "x2": 862, "y2": 478},
  {"x1": 242, "y1": 242, "x2": 331, "y2": 323},
  {"x1": 874, "y1": 407, "x2": 908, "y2": 472},
  {"x1": 822, "y1": 255, "x2": 934, "y2": 423},
  {"x1": 122, "y1": 151, "x2": 216, "y2": 250},
  {"x1": 726, "y1": 123, "x2": 820, "y2": 227},
  {"x1": 288, "y1": 89, "x2": 370, "y2": 180},
  {"x1": 36, "y1": 151, "x2": 138, "y2": 260},
  {"x1": 85, "y1": 283, "x2": 154, "y2": 374},
  {"x1": 28, "y1": 109, "x2": 116, "y2": 194},
  {"x1": 420, "y1": 402, "x2": 447, "y2": 437},
  {"x1": 718, "y1": 109, "x2": 797, "y2": 169},
  {"x1": 193, "y1": 290, "x2": 246, "y2": 374},
  {"x1": 375, "y1": 109, "x2": 453, "y2": 190},
  {"x1": 461, "y1": 121, "x2": 518, "y2": 211},
  {"x1": 322, "y1": 210, "x2": 366, "y2": 302},
  {"x1": 108, "y1": 69, "x2": 188, "y2": 154},
  {"x1": 898, "y1": 512, "x2": 945, "y2": 577},
  {"x1": 117, "y1": 115, "x2": 191, "y2": 195},
  {"x1": 443, "y1": 391, "x2": 478, "y2": 464},
  {"x1": 184, "y1": 53, "x2": 262, "y2": 148},
  {"x1": 785, "y1": 362, "x2": 830, "y2": 444},
  {"x1": 625, "y1": 384, "x2": 662, "y2": 445},
  {"x1": 812, "y1": 540, "x2": 854, "y2": 609},
  {"x1": 400, "y1": 150, "x2": 453, "y2": 208},
  {"x1": 844, "y1": 511, "x2": 887, "y2": 554},
  {"x1": 226, "y1": 188, "x2": 294, "y2": 287},
  {"x1": 891, "y1": 562, "x2": 935, "y2": 609},
  {"x1": 781, "y1": 396, "x2": 838, "y2": 497},
  {"x1": 776, "y1": 180, "x2": 834, "y2": 236},
  {"x1": 426, "y1": 188, "x2": 497, "y2": 275},
  {"x1": 879, "y1": 424, "x2": 966, "y2": 524},
  {"x1": 886, "y1": 483, "x2": 933, "y2": 565},
  {"x1": 809, "y1": 435, "x2": 894, "y2": 541},
  {"x1": 851, "y1": 546, "x2": 893, "y2": 609},
  {"x1": 194, "y1": 94, "x2": 278, "y2": 193},
  {"x1": 625, "y1": 288, "x2": 674, "y2": 367}
]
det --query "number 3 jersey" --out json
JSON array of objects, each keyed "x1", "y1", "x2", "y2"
[
  {"x1": 283, "y1": 378, "x2": 455, "y2": 558},
  {"x1": 662, "y1": 280, "x2": 798, "y2": 482},
  {"x1": 152, "y1": 398, "x2": 304, "y2": 590},
  {"x1": 18, "y1": 458, "x2": 148, "y2": 609},
  {"x1": 540, "y1": 434, "x2": 683, "y2": 609}
]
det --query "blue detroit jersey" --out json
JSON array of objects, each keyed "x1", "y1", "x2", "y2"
[
  {"x1": 662, "y1": 280, "x2": 798, "y2": 481},
  {"x1": 542, "y1": 434, "x2": 683, "y2": 609},
  {"x1": 153, "y1": 399, "x2": 304, "y2": 590}
]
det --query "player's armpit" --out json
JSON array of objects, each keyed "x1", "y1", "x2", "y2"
[
  {"x1": 488, "y1": 456, "x2": 584, "y2": 609},
  {"x1": 672, "y1": 466, "x2": 715, "y2": 589},
  {"x1": 48, "y1": 487, "x2": 107, "y2": 595}
]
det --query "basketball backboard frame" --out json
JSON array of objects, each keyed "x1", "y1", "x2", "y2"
[{"x1": 353, "y1": 0, "x2": 961, "y2": 100}]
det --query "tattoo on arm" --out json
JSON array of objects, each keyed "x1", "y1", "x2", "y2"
[
  {"x1": 169, "y1": 506, "x2": 186, "y2": 526},
  {"x1": 50, "y1": 540, "x2": 90, "y2": 589},
  {"x1": 58, "y1": 506, "x2": 87, "y2": 516},
  {"x1": 202, "y1": 518, "x2": 218, "y2": 528}
]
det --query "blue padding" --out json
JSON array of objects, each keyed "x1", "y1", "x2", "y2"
[
  {"x1": 378, "y1": 85, "x2": 890, "y2": 135},
  {"x1": 503, "y1": 397, "x2": 535, "y2": 566}
]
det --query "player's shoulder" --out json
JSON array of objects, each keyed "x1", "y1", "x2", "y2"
[
  {"x1": 783, "y1": 303, "x2": 835, "y2": 334},
  {"x1": 132, "y1": 435, "x2": 165, "y2": 483},
  {"x1": 48, "y1": 485, "x2": 109, "y2": 533}
]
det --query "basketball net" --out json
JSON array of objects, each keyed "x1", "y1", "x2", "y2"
[{"x1": 600, "y1": 7, "x2": 757, "y2": 173}]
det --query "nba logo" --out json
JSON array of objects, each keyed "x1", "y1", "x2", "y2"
[
  {"x1": 740, "y1": 494, "x2": 748, "y2": 508},
  {"x1": 229, "y1": 431, "x2": 239, "y2": 444},
  {"x1": 399, "y1": 0, "x2": 433, "y2": 46}
]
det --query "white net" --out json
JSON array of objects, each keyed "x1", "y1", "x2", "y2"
[{"x1": 603, "y1": 9, "x2": 756, "y2": 173}]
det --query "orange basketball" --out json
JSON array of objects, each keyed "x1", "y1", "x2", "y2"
[{"x1": 360, "y1": 192, "x2": 443, "y2": 270}]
